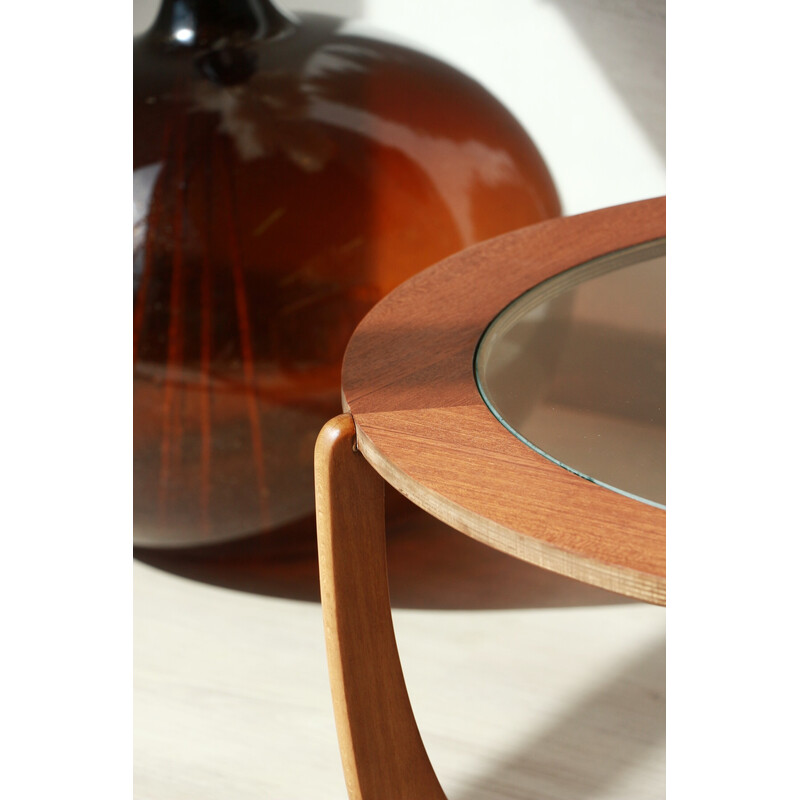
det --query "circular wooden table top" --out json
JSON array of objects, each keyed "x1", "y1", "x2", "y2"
[{"x1": 341, "y1": 198, "x2": 666, "y2": 605}]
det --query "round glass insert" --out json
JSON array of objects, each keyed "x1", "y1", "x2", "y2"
[{"x1": 474, "y1": 239, "x2": 665, "y2": 508}]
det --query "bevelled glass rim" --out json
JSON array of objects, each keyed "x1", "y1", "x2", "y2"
[{"x1": 473, "y1": 237, "x2": 667, "y2": 510}]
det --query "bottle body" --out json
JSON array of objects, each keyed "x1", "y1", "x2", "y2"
[{"x1": 133, "y1": 11, "x2": 560, "y2": 546}]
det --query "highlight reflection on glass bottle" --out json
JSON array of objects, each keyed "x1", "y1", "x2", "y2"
[{"x1": 133, "y1": 0, "x2": 561, "y2": 546}]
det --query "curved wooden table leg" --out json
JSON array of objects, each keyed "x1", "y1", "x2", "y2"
[{"x1": 315, "y1": 414, "x2": 447, "y2": 800}]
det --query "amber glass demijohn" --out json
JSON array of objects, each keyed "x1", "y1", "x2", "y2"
[{"x1": 133, "y1": 0, "x2": 561, "y2": 547}]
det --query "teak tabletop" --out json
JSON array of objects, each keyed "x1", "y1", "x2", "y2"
[
  {"x1": 315, "y1": 197, "x2": 666, "y2": 800},
  {"x1": 342, "y1": 196, "x2": 665, "y2": 605}
]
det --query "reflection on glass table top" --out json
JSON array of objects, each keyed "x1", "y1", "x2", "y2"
[{"x1": 475, "y1": 239, "x2": 665, "y2": 508}]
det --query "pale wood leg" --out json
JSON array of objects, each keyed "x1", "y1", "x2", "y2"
[{"x1": 315, "y1": 414, "x2": 447, "y2": 800}]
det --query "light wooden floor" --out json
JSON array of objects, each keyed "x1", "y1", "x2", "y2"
[{"x1": 134, "y1": 512, "x2": 665, "y2": 800}]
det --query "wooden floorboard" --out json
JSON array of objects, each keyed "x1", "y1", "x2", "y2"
[{"x1": 134, "y1": 519, "x2": 665, "y2": 800}]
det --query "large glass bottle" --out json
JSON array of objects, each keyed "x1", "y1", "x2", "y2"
[{"x1": 133, "y1": 0, "x2": 561, "y2": 546}]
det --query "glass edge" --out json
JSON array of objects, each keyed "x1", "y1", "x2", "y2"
[{"x1": 472, "y1": 238, "x2": 667, "y2": 511}]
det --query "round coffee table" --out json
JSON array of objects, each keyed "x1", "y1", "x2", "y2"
[{"x1": 315, "y1": 197, "x2": 665, "y2": 800}]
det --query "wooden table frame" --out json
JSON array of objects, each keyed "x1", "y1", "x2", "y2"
[{"x1": 315, "y1": 198, "x2": 666, "y2": 800}]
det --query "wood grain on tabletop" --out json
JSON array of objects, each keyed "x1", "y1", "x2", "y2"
[{"x1": 342, "y1": 198, "x2": 666, "y2": 605}]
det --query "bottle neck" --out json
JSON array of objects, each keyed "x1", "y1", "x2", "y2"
[{"x1": 151, "y1": 0, "x2": 296, "y2": 46}]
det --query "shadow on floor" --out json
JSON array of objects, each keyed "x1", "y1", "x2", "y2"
[
  {"x1": 455, "y1": 636, "x2": 665, "y2": 799},
  {"x1": 134, "y1": 493, "x2": 633, "y2": 611}
]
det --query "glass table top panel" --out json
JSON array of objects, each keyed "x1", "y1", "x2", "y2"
[{"x1": 474, "y1": 239, "x2": 665, "y2": 508}]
